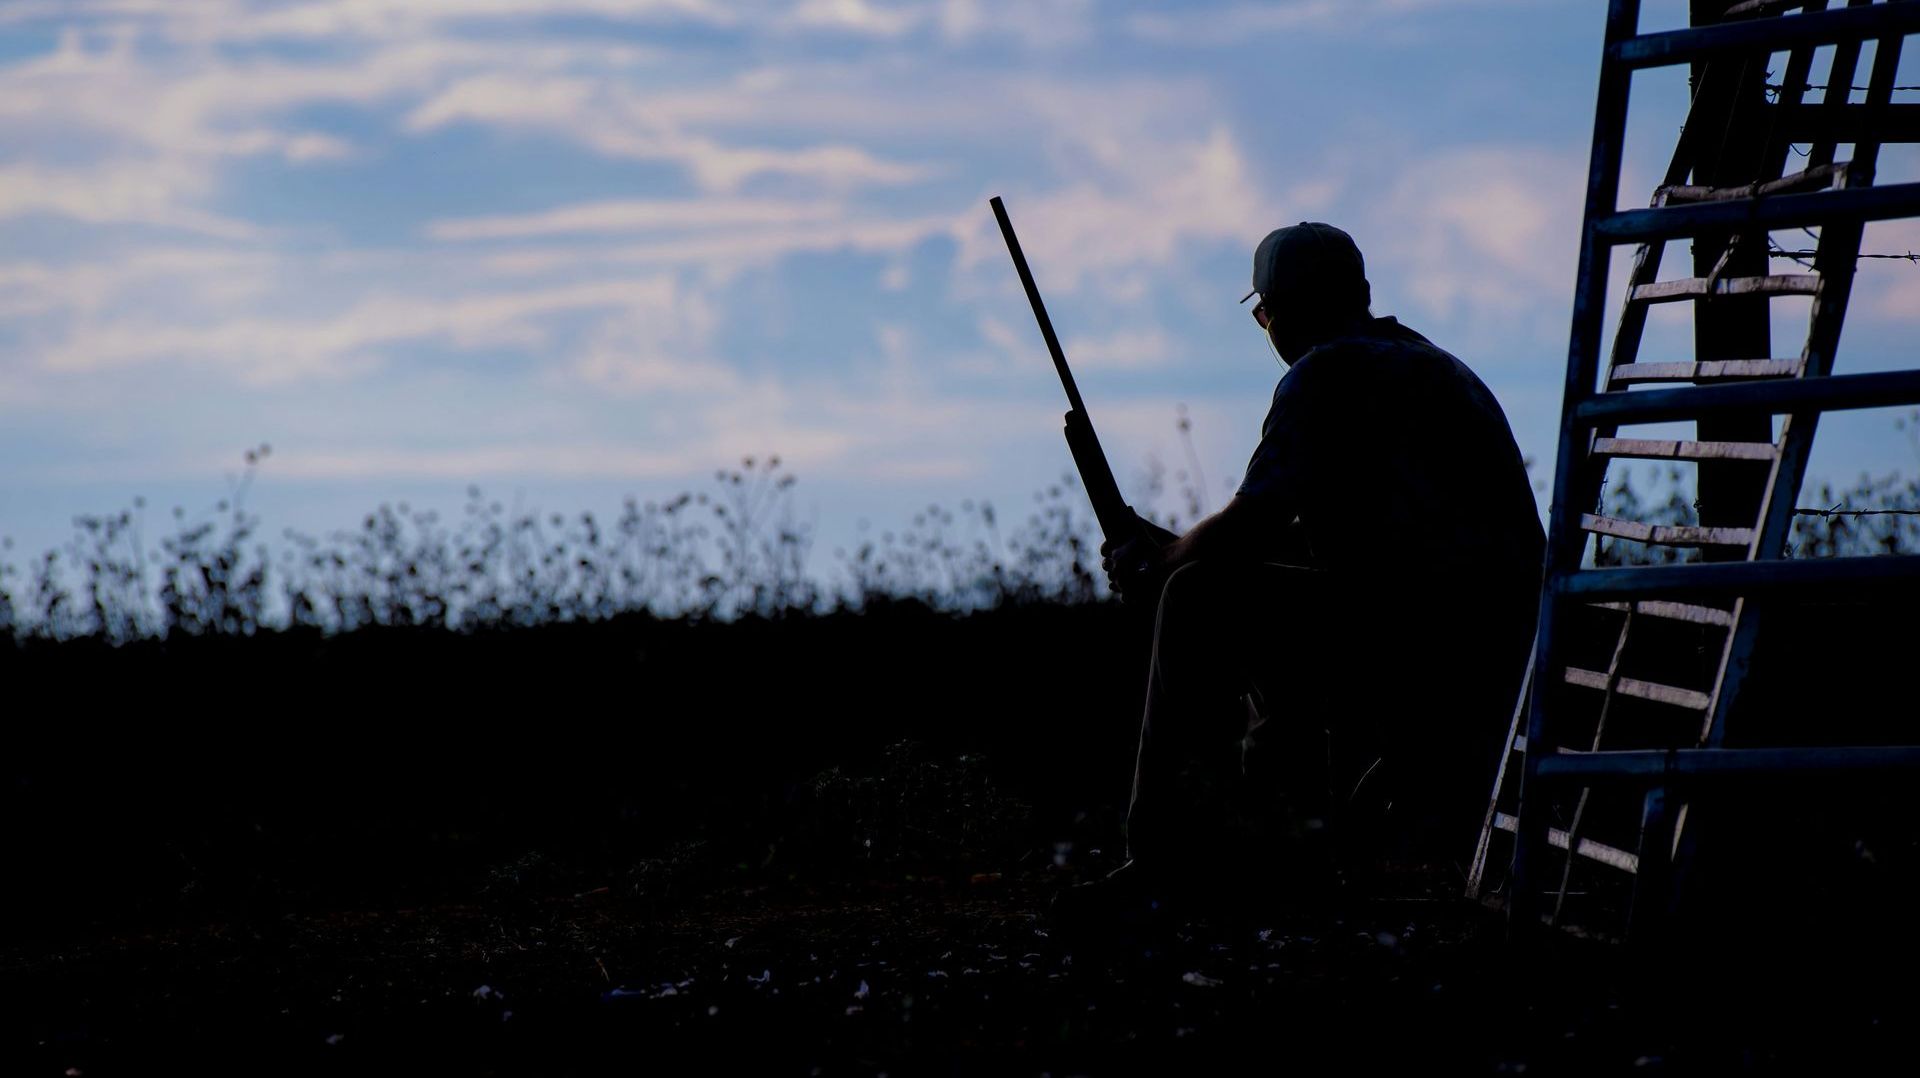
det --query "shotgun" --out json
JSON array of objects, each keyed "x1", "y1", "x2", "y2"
[{"x1": 989, "y1": 195, "x2": 1144, "y2": 554}]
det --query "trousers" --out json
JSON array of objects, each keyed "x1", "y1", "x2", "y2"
[{"x1": 1124, "y1": 560, "x2": 1534, "y2": 867}]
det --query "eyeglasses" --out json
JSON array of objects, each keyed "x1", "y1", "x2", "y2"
[{"x1": 1240, "y1": 288, "x2": 1270, "y2": 330}]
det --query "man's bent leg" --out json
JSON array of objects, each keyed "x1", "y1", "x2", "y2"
[{"x1": 1125, "y1": 561, "x2": 1326, "y2": 867}]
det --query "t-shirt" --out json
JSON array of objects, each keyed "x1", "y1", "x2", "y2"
[{"x1": 1237, "y1": 317, "x2": 1545, "y2": 590}]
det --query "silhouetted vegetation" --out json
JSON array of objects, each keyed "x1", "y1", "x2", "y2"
[
  {"x1": 1, "y1": 452, "x2": 1118, "y2": 642},
  {"x1": 10, "y1": 424, "x2": 1918, "y2": 642}
]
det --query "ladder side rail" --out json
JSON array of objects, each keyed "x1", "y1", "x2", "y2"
[
  {"x1": 1803, "y1": 2, "x2": 1876, "y2": 174},
  {"x1": 1757, "y1": 0, "x2": 1837, "y2": 177},
  {"x1": 1467, "y1": 651, "x2": 1534, "y2": 901},
  {"x1": 1686, "y1": 3, "x2": 1845, "y2": 541},
  {"x1": 1602, "y1": 50, "x2": 1752, "y2": 381},
  {"x1": 1699, "y1": 24, "x2": 1907, "y2": 749},
  {"x1": 1512, "y1": 0, "x2": 1645, "y2": 932}
]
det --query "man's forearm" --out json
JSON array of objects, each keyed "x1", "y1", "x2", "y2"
[{"x1": 1160, "y1": 495, "x2": 1282, "y2": 569}]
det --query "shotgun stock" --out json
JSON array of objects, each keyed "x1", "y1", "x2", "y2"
[{"x1": 989, "y1": 196, "x2": 1142, "y2": 551}]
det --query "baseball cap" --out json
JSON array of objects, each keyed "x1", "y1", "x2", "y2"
[{"x1": 1241, "y1": 222, "x2": 1367, "y2": 304}]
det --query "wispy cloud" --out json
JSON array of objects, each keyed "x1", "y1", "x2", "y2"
[
  {"x1": 787, "y1": 0, "x2": 922, "y2": 38},
  {"x1": 426, "y1": 197, "x2": 850, "y2": 241},
  {"x1": 462, "y1": 214, "x2": 957, "y2": 277},
  {"x1": 41, "y1": 276, "x2": 701, "y2": 383},
  {"x1": 1061, "y1": 327, "x2": 1175, "y2": 372},
  {"x1": 1863, "y1": 218, "x2": 1920, "y2": 323},
  {"x1": 0, "y1": 0, "x2": 739, "y2": 40},
  {"x1": 402, "y1": 75, "x2": 936, "y2": 191},
  {"x1": 1125, "y1": 0, "x2": 1529, "y2": 46},
  {"x1": 0, "y1": 162, "x2": 261, "y2": 238},
  {"x1": 1373, "y1": 145, "x2": 1584, "y2": 330}
]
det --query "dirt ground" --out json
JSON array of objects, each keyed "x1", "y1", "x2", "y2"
[
  {"x1": 0, "y1": 870, "x2": 1507, "y2": 1074},
  {"x1": 8, "y1": 600, "x2": 1917, "y2": 1076},
  {"x1": 14, "y1": 853, "x2": 1907, "y2": 1077}
]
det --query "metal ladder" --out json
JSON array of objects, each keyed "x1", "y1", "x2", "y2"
[{"x1": 1467, "y1": 0, "x2": 1920, "y2": 939}]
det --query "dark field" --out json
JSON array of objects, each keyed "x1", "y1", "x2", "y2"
[{"x1": 6, "y1": 592, "x2": 1920, "y2": 1075}]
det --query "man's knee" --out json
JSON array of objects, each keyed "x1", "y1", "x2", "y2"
[
  {"x1": 1154, "y1": 560, "x2": 1214, "y2": 612},
  {"x1": 1152, "y1": 562, "x2": 1250, "y2": 645},
  {"x1": 1157, "y1": 558, "x2": 1295, "y2": 610}
]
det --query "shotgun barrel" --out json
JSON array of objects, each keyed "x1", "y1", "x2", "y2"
[{"x1": 989, "y1": 195, "x2": 1141, "y2": 549}]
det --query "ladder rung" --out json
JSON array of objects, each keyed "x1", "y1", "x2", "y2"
[
  {"x1": 1591, "y1": 437, "x2": 1778, "y2": 463},
  {"x1": 1609, "y1": 4, "x2": 1920, "y2": 71},
  {"x1": 1557, "y1": 555, "x2": 1920, "y2": 601},
  {"x1": 1535, "y1": 745, "x2": 1920, "y2": 784},
  {"x1": 1628, "y1": 274, "x2": 1819, "y2": 304},
  {"x1": 1492, "y1": 812, "x2": 1640, "y2": 874},
  {"x1": 1588, "y1": 600, "x2": 1735, "y2": 629},
  {"x1": 1609, "y1": 358, "x2": 1803, "y2": 385},
  {"x1": 1580, "y1": 514, "x2": 1754, "y2": 548},
  {"x1": 1596, "y1": 182, "x2": 1920, "y2": 244},
  {"x1": 1512, "y1": 734, "x2": 1527, "y2": 753},
  {"x1": 1575, "y1": 369, "x2": 1920, "y2": 427},
  {"x1": 1564, "y1": 667, "x2": 1712, "y2": 711},
  {"x1": 1655, "y1": 163, "x2": 1844, "y2": 205}
]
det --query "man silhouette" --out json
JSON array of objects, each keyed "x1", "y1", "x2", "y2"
[{"x1": 1091, "y1": 222, "x2": 1543, "y2": 906}]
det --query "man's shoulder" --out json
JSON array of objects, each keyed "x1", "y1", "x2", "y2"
[
  {"x1": 1309, "y1": 317, "x2": 1445, "y2": 359},
  {"x1": 1287, "y1": 318, "x2": 1453, "y2": 388}
]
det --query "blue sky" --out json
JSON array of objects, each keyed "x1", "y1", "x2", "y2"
[{"x1": 3, "y1": 0, "x2": 1918, "y2": 583}]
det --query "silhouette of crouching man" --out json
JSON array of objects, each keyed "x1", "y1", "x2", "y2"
[{"x1": 1088, "y1": 222, "x2": 1543, "y2": 906}]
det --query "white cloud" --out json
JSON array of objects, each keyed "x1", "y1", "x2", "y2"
[
  {"x1": 573, "y1": 293, "x2": 733, "y2": 394},
  {"x1": 41, "y1": 276, "x2": 699, "y2": 383},
  {"x1": 0, "y1": 264, "x2": 57, "y2": 320},
  {"x1": 958, "y1": 123, "x2": 1301, "y2": 293},
  {"x1": 0, "y1": 249, "x2": 282, "y2": 326},
  {"x1": 426, "y1": 197, "x2": 848, "y2": 241},
  {"x1": 227, "y1": 0, "x2": 733, "y2": 42},
  {"x1": 261, "y1": 443, "x2": 704, "y2": 481},
  {"x1": 0, "y1": 162, "x2": 260, "y2": 238},
  {"x1": 1061, "y1": 327, "x2": 1174, "y2": 371},
  {"x1": 257, "y1": 371, "x2": 1053, "y2": 484},
  {"x1": 788, "y1": 0, "x2": 922, "y2": 37},
  {"x1": 940, "y1": 0, "x2": 1093, "y2": 48},
  {"x1": 1863, "y1": 217, "x2": 1920, "y2": 322},
  {"x1": 1373, "y1": 145, "x2": 1584, "y2": 327},
  {"x1": 1125, "y1": 0, "x2": 1528, "y2": 46},
  {"x1": 402, "y1": 75, "x2": 935, "y2": 192},
  {"x1": 0, "y1": 0, "x2": 738, "y2": 41},
  {"x1": 464, "y1": 213, "x2": 956, "y2": 277}
]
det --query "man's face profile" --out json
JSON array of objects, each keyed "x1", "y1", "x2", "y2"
[{"x1": 1259, "y1": 289, "x2": 1310, "y2": 365}]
